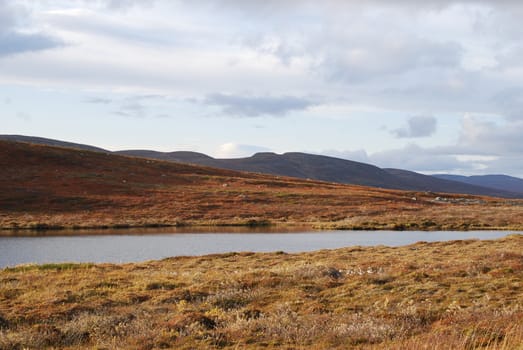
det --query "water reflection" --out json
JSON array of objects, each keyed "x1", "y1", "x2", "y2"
[
  {"x1": 0, "y1": 225, "x2": 310, "y2": 237},
  {"x1": 1, "y1": 229, "x2": 520, "y2": 268}
]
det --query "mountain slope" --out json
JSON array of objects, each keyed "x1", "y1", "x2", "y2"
[
  {"x1": 433, "y1": 174, "x2": 523, "y2": 194},
  {"x1": 115, "y1": 150, "x2": 415, "y2": 189},
  {"x1": 3, "y1": 134, "x2": 523, "y2": 199},
  {"x1": 2, "y1": 139, "x2": 523, "y2": 231},
  {"x1": 118, "y1": 149, "x2": 523, "y2": 198},
  {"x1": 385, "y1": 169, "x2": 520, "y2": 198},
  {"x1": 0, "y1": 134, "x2": 109, "y2": 153},
  {"x1": 171, "y1": 151, "x2": 407, "y2": 189}
]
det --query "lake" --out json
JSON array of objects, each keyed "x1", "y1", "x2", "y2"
[{"x1": 1, "y1": 229, "x2": 520, "y2": 268}]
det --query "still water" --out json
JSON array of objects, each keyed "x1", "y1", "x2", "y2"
[{"x1": 0, "y1": 229, "x2": 520, "y2": 268}]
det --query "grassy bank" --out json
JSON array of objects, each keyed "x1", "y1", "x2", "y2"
[{"x1": 1, "y1": 235, "x2": 522, "y2": 349}]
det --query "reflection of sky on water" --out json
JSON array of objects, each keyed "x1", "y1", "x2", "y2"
[{"x1": 1, "y1": 230, "x2": 519, "y2": 268}]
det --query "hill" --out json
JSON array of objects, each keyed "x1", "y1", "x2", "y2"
[
  {"x1": 433, "y1": 174, "x2": 523, "y2": 194},
  {"x1": 116, "y1": 150, "x2": 408, "y2": 188},
  {"x1": 1, "y1": 139, "x2": 523, "y2": 231},
  {"x1": 116, "y1": 150, "x2": 523, "y2": 198},
  {"x1": 384, "y1": 168, "x2": 519, "y2": 198},
  {"x1": 3, "y1": 134, "x2": 522, "y2": 199},
  {"x1": 0, "y1": 134, "x2": 109, "y2": 153}
]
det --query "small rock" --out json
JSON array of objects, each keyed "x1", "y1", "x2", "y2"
[
  {"x1": 324, "y1": 267, "x2": 342, "y2": 279},
  {"x1": 0, "y1": 315, "x2": 8, "y2": 329}
]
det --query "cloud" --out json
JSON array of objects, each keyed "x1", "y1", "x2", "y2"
[
  {"x1": 0, "y1": 0, "x2": 516, "y2": 117},
  {"x1": 231, "y1": 1, "x2": 464, "y2": 83},
  {"x1": 320, "y1": 149, "x2": 371, "y2": 164},
  {"x1": 113, "y1": 101, "x2": 146, "y2": 118},
  {"x1": 491, "y1": 87, "x2": 523, "y2": 121},
  {"x1": 365, "y1": 143, "x2": 523, "y2": 176},
  {"x1": 0, "y1": 0, "x2": 24, "y2": 29},
  {"x1": 0, "y1": 31, "x2": 63, "y2": 56},
  {"x1": 328, "y1": 114, "x2": 523, "y2": 176},
  {"x1": 457, "y1": 115, "x2": 523, "y2": 155},
  {"x1": 328, "y1": 144, "x2": 487, "y2": 174},
  {"x1": 215, "y1": 142, "x2": 271, "y2": 158},
  {"x1": 321, "y1": 37, "x2": 463, "y2": 84},
  {"x1": 0, "y1": 1, "x2": 63, "y2": 56},
  {"x1": 101, "y1": 0, "x2": 157, "y2": 11},
  {"x1": 204, "y1": 93, "x2": 316, "y2": 117},
  {"x1": 109, "y1": 95, "x2": 167, "y2": 118},
  {"x1": 15, "y1": 111, "x2": 31, "y2": 121},
  {"x1": 85, "y1": 97, "x2": 113, "y2": 104},
  {"x1": 369, "y1": 144, "x2": 475, "y2": 173},
  {"x1": 43, "y1": 7, "x2": 177, "y2": 48},
  {"x1": 482, "y1": 155, "x2": 523, "y2": 176},
  {"x1": 392, "y1": 115, "x2": 437, "y2": 138}
]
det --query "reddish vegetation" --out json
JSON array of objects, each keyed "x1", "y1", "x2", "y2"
[{"x1": 1, "y1": 140, "x2": 522, "y2": 231}]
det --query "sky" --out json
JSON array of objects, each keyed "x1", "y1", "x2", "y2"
[{"x1": 2, "y1": 0, "x2": 523, "y2": 176}]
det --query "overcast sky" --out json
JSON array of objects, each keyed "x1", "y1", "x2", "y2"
[{"x1": 2, "y1": 0, "x2": 523, "y2": 176}]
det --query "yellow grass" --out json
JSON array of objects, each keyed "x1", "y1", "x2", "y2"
[{"x1": 1, "y1": 235, "x2": 522, "y2": 349}]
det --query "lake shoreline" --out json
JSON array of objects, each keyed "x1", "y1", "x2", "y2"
[
  {"x1": 2, "y1": 229, "x2": 521, "y2": 268},
  {"x1": 1, "y1": 219, "x2": 523, "y2": 237}
]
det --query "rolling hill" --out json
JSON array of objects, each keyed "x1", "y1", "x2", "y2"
[
  {"x1": 384, "y1": 168, "x2": 519, "y2": 198},
  {"x1": 433, "y1": 174, "x2": 523, "y2": 194},
  {"x1": 2, "y1": 134, "x2": 523, "y2": 199},
  {"x1": 116, "y1": 150, "x2": 408, "y2": 188},
  {"x1": 1, "y1": 139, "x2": 523, "y2": 231},
  {"x1": 116, "y1": 149, "x2": 523, "y2": 198},
  {"x1": 0, "y1": 134, "x2": 109, "y2": 153}
]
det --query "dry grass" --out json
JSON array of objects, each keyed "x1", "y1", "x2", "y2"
[
  {"x1": 1, "y1": 235, "x2": 523, "y2": 349},
  {"x1": 1, "y1": 140, "x2": 523, "y2": 232}
]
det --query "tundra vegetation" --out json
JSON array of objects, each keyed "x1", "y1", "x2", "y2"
[
  {"x1": 1, "y1": 140, "x2": 523, "y2": 232},
  {"x1": 1, "y1": 141, "x2": 523, "y2": 349},
  {"x1": 1, "y1": 235, "x2": 523, "y2": 349}
]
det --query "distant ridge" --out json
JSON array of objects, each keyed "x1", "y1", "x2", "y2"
[
  {"x1": 433, "y1": 174, "x2": 523, "y2": 194},
  {"x1": 384, "y1": 169, "x2": 518, "y2": 198},
  {"x1": 114, "y1": 150, "x2": 523, "y2": 199},
  {"x1": 115, "y1": 150, "x2": 408, "y2": 189},
  {"x1": 0, "y1": 135, "x2": 109, "y2": 153},
  {"x1": 116, "y1": 150, "x2": 214, "y2": 163},
  {"x1": 3, "y1": 134, "x2": 523, "y2": 199}
]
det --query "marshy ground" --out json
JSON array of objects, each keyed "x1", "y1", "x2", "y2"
[{"x1": 1, "y1": 235, "x2": 522, "y2": 349}]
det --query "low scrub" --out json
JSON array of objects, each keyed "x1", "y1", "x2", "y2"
[{"x1": 1, "y1": 235, "x2": 523, "y2": 349}]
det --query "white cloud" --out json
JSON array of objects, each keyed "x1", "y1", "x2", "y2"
[
  {"x1": 320, "y1": 149, "x2": 371, "y2": 164},
  {"x1": 327, "y1": 114, "x2": 523, "y2": 176},
  {"x1": 457, "y1": 114, "x2": 523, "y2": 155},
  {"x1": 369, "y1": 144, "x2": 472, "y2": 173},
  {"x1": 102, "y1": 0, "x2": 156, "y2": 10},
  {"x1": 215, "y1": 142, "x2": 270, "y2": 158}
]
